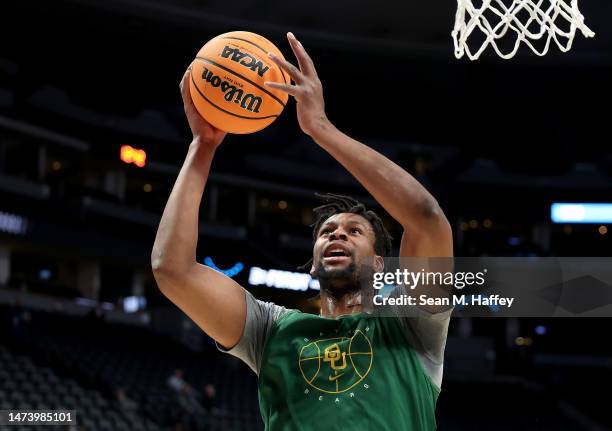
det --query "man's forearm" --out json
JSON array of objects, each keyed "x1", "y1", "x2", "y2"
[
  {"x1": 310, "y1": 120, "x2": 442, "y2": 228},
  {"x1": 151, "y1": 139, "x2": 216, "y2": 275},
  {"x1": 150, "y1": 70, "x2": 245, "y2": 348}
]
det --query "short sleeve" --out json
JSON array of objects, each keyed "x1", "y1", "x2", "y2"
[
  {"x1": 387, "y1": 284, "x2": 453, "y2": 390},
  {"x1": 216, "y1": 290, "x2": 290, "y2": 375}
]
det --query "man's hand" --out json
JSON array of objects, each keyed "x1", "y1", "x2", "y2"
[
  {"x1": 264, "y1": 33, "x2": 329, "y2": 137},
  {"x1": 180, "y1": 67, "x2": 227, "y2": 147}
]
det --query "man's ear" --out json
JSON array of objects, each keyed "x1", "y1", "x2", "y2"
[{"x1": 374, "y1": 255, "x2": 384, "y2": 273}]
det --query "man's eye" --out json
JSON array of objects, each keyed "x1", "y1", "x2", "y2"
[
  {"x1": 320, "y1": 229, "x2": 331, "y2": 236},
  {"x1": 351, "y1": 228, "x2": 361, "y2": 234}
]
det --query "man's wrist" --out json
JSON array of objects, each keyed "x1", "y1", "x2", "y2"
[
  {"x1": 307, "y1": 116, "x2": 335, "y2": 141},
  {"x1": 189, "y1": 136, "x2": 217, "y2": 153}
]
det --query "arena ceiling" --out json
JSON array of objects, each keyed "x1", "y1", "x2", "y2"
[
  {"x1": 2, "y1": 0, "x2": 611, "y2": 182},
  {"x1": 49, "y1": 0, "x2": 612, "y2": 61}
]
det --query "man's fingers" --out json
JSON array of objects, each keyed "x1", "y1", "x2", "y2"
[
  {"x1": 180, "y1": 69, "x2": 190, "y2": 99},
  {"x1": 267, "y1": 52, "x2": 304, "y2": 84},
  {"x1": 287, "y1": 32, "x2": 316, "y2": 77},
  {"x1": 180, "y1": 70, "x2": 188, "y2": 92},
  {"x1": 180, "y1": 68, "x2": 198, "y2": 109},
  {"x1": 264, "y1": 81, "x2": 300, "y2": 97}
]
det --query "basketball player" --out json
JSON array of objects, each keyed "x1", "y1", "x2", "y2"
[{"x1": 152, "y1": 32, "x2": 453, "y2": 430}]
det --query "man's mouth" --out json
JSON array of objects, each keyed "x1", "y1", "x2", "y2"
[{"x1": 323, "y1": 245, "x2": 351, "y2": 264}]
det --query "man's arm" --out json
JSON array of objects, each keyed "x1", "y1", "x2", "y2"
[
  {"x1": 266, "y1": 35, "x2": 452, "y2": 253},
  {"x1": 266, "y1": 33, "x2": 453, "y2": 313},
  {"x1": 151, "y1": 68, "x2": 246, "y2": 349},
  {"x1": 300, "y1": 106, "x2": 453, "y2": 313},
  {"x1": 309, "y1": 125, "x2": 453, "y2": 258}
]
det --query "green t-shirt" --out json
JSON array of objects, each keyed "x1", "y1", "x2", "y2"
[{"x1": 219, "y1": 291, "x2": 451, "y2": 430}]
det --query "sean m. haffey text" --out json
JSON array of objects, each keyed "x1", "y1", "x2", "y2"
[{"x1": 371, "y1": 269, "x2": 518, "y2": 309}]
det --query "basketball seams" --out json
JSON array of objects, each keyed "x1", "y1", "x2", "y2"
[
  {"x1": 220, "y1": 36, "x2": 268, "y2": 56},
  {"x1": 312, "y1": 342, "x2": 321, "y2": 384},
  {"x1": 298, "y1": 330, "x2": 373, "y2": 395},
  {"x1": 298, "y1": 342, "x2": 321, "y2": 385},
  {"x1": 190, "y1": 71, "x2": 279, "y2": 121},
  {"x1": 219, "y1": 36, "x2": 288, "y2": 85},
  {"x1": 195, "y1": 56, "x2": 286, "y2": 108}
]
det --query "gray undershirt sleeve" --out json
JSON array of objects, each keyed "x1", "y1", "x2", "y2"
[
  {"x1": 388, "y1": 284, "x2": 453, "y2": 390},
  {"x1": 216, "y1": 290, "x2": 290, "y2": 375}
]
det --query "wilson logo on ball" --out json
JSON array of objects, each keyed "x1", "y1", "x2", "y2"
[
  {"x1": 190, "y1": 31, "x2": 289, "y2": 134},
  {"x1": 220, "y1": 45, "x2": 270, "y2": 77},
  {"x1": 201, "y1": 67, "x2": 263, "y2": 113}
]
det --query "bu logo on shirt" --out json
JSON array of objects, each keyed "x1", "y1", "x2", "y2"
[{"x1": 298, "y1": 329, "x2": 373, "y2": 394}]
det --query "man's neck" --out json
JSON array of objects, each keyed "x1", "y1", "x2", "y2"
[{"x1": 319, "y1": 288, "x2": 365, "y2": 318}]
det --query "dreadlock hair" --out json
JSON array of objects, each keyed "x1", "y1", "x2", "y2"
[{"x1": 298, "y1": 193, "x2": 393, "y2": 271}]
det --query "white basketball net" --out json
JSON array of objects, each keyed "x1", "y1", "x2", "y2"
[{"x1": 452, "y1": 0, "x2": 595, "y2": 60}]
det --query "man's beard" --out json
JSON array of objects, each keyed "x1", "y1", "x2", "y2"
[
  {"x1": 313, "y1": 259, "x2": 374, "y2": 294},
  {"x1": 314, "y1": 261, "x2": 358, "y2": 286}
]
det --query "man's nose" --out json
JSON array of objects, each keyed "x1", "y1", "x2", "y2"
[{"x1": 329, "y1": 228, "x2": 348, "y2": 241}]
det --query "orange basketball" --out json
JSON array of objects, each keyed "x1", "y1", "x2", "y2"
[{"x1": 189, "y1": 31, "x2": 290, "y2": 134}]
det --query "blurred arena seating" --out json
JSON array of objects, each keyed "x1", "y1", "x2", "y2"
[
  {"x1": 437, "y1": 379, "x2": 585, "y2": 431},
  {"x1": 0, "y1": 344, "x2": 160, "y2": 431},
  {"x1": 0, "y1": 305, "x2": 261, "y2": 431},
  {"x1": 2, "y1": 302, "x2": 611, "y2": 430}
]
